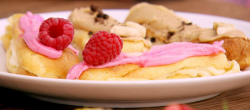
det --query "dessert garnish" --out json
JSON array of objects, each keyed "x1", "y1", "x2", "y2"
[
  {"x1": 82, "y1": 31, "x2": 123, "y2": 65},
  {"x1": 182, "y1": 21, "x2": 192, "y2": 25},
  {"x1": 89, "y1": 4, "x2": 110, "y2": 23},
  {"x1": 150, "y1": 37, "x2": 156, "y2": 42},
  {"x1": 88, "y1": 31, "x2": 94, "y2": 35},
  {"x1": 38, "y1": 17, "x2": 74, "y2": 50},
  {"x1": 90, "y1": 4, "x2": 99, "y2": 12},
  {"x1": 163, "y1": 104, "x2": 194, "y2": 110},
  {"x1": 19, "y1": 12, "x2": 78, "y2": 58}
]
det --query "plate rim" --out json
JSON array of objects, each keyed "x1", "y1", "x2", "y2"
[
  {"x1": 0, "y1": 69, "x2": 249, "y2": 85},
  {"x1": 1, "y1": 9, "x2": 250, "y2": 107}
]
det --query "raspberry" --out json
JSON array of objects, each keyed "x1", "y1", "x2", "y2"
[
  {"x1": 164, "y1": 104, "x2": 194, "y2": 110},
  {"x1": 82, "y1": 31, "x2": 123, "y2": 65},
  {"x1": 38, "y1": 17, "x2": 74, "y2": 50}
]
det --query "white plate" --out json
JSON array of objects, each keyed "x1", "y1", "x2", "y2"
[{"x1": 1, "y1": 9, "x2": 250, "y2": 108}]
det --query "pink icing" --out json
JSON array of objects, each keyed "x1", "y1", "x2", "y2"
[
  {"x1": 66, "y1": 41, "x2": 225, "y2": 79},
  {"x1": 19, "y1": 12, "x2": 78, "y2": 58}
]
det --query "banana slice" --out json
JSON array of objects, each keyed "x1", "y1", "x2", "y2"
[
  {"x1": 213, "y1": 22, "x2": 236, "y2": 35},
  {"x1": 110, "y1": 21, "x2": 146, "y2": 38}
]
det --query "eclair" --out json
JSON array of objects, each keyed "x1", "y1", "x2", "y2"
[
  {"x1": 66, "y1": 30, "x2": 240, "y2": 81},
  {"x1": 1, "y1": 12, "x2": 80, "y2": 78}
]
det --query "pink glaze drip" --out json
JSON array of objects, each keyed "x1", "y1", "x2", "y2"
[
  {"x1": 19, "y1": 12, "x2": 78, "y2": 58},
  {"x1": 66, "y1": 41, "x2": 225, "y2": 79}
]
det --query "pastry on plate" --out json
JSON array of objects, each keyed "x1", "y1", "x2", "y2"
[
  {"x1": 125, "y1": 2, "x2": 197, "y2": 45},
  {"x1": 66, "y1": 31, "x2": 240, "y2": 81},
  {"x1": 68, "y1": 5, "x2": 152, "y2": 61},
  {"x1": 1, "y1": 12, "x2": 80, "y2": 78},
  {"x1": 68, "y1": 4, "x2": 120, "y2": 34},
  {"x1": 125, "y1": 2, "x2": 249, "y2": 70},
  {"x1": 168, "y1": 22, "x2": 249, "y2": 70},
  {"x1": 68, "y1": 4, "x2": 120, "y2": 60}
]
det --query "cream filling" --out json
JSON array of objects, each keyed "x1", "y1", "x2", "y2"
[
  {"x1": 168, "y1": 22, "x2": 247, "y2": 43},
  {"x1": 68, "y1": 7, "x2": 120, "y2": 33},
  {"x1": 125, "y1": 52, "x2": 143, "y2": 57},
  {"x1": 110, "y1": 21, "x2": 152, "y2": 48},
  {"x1": 110, "y1": 21, "x2": 146, "y2": 38},
  {"x1": 122, "y1": 37, "x2": 152, "y2": 48},
  {"x1": 154, "y1": 60, "x2": 240, "y2": 80},
  {"x1": 199, "y1": 29, "x2": 247, "y2": 42},
  {"x1": 125, "y1": 3, "x2": 246, "y2": 43},
  {"x1": 199, "y1": 22, "x2": 247, "y2": 42}
]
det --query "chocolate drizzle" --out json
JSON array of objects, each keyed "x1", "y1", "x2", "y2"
[
  {"x1": 103, "y1": 14, "x2": 109, "y2": 19},
  {"x1": 90, "y1": 4, "x2": 110, "y2": 24},
  {"x1": 95, "y1": 17, "x2": 104, "y2": 24},
  {"x1": 96, "y1": 10, "x2": 103, "y2": 17},
  {"x1": 90, "y1": 4, "x2": 98, "y2": 12},
  {"x1": 167, "y1": 32, "x2": 175, "y2": 40},
  {"x1": 182, "y1": 21, "x2": 192, "y2": 25},
  {"x1": 150, "y1": 37, "x2": 156, "y2": 42},
  {"x1": 88, "y1": 31, "x2": 94, "y2": 35}
]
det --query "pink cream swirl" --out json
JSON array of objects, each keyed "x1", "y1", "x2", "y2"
[
  {"x1": 66, "y1": 41, "x2": 225, "y2": 79},
  {"x1": 19, "y1": 12, "x2": 78, "y2": 58}
]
